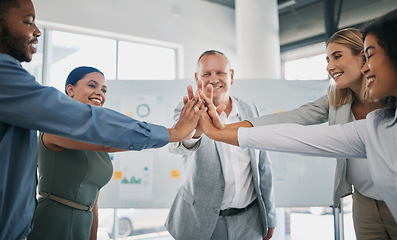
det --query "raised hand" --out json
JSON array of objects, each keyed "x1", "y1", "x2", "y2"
[
  {"x1": 198, "y1": 109, "x2": 218, "y2": 140},
  {"x1": 185, "y1": 79, "x2": 204, "y2": 103},
  {"x1": 183, "y1": 79, "x2": 211, "y2": 138},
  {"x1": 169, "y1": 97, "x2": 207, "y2": 142},
  {"x1": 199, "y1": 91, "x2": 225, "y2": 130}
]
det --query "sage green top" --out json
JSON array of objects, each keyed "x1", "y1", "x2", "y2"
[{"x1": 27, "y1": 132, "x2": 113, "y2": 240}]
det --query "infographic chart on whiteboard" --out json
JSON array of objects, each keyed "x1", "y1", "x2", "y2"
[
  {"x1": 111, "y1": 151, "x2": 153, "y2": 200},
  {"x1": 120, "y1": 95, "x2": 166, "y2": 123},
  {"x1": 115, "y1": 95, "x2": 165, "y2": 200}
]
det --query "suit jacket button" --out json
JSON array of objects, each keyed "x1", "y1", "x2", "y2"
[{"x1": 129, "y1": 145, "x2": 134, "y2": 149}]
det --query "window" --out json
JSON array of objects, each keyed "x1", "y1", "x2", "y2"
[
  {"x1": 284, "y1": 53, "x2": 328, "y2": 80},
  {"x1": 282, "y1": 42, "x2": 328, "y2": 81},
  {"x1": 40, "y1": 30, "x2": 178, "y2": 91},
  {"x1": 45, "y1": 30, "x2": 117, "y2": 91},
  {"x1": 117, "y1": 41, "x2": 176, "y2": 80}
]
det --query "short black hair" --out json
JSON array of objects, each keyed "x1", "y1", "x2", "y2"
[
  {"x1": 0, "y1": 0, "x2": 20, "y2": 23},
  {"x1": 363, "y1": 9, "x2": 397, "y2": 68},
  {"x1": 364, "y1": 9, "x2": 397, "y2": 110}
]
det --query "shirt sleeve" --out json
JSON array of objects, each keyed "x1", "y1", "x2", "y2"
[
  {"x1": 238, "y1": 121, "x2": 367, "y2": 159},
  {"x1": 248, "y1": 94, "x2": 329, "y2": 126},
  {"x1": 0, "y1": 54, "x2": 169, "y2": 150}
]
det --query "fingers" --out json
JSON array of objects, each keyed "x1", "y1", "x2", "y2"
[
  {"x1": 216, "y1": 104, "x2": 226, "y2": 115},
  {"x1": 195, "y1": 106, "x2": 207, "y2": 115},
  {"x1": 199, "y1": 91, "x2": 217, "y2": 117},
  {"x1": 198, "y1": 110, "x2": 216, "y2": 137},
  {"x1": 187, "y1": 85, "x2": 194, "y2": 100},
  {"x1": 263, "y1": 228, "x2": 274, "y2": 240},
  {"x1": 207, "y1": 107, "x2": 219, "y2": 119},
  {"x1": 199, "y1": 92, "x2": 215, "y2": 109},
  {"x1": 206, "y1": 84, "x2": 213, "y2": 101},
  {"x1": 181, "y1": 96, "x2": 198, "y2": 116},
  {"x1": 185, "y1": 96, "x2": 204, "y2": 115},
  {"x1": 194, "y1": 99, "x2": 207, "y2": 114},
  {"x1": 196, "y1": 79, "x2": 203, "y2": 94},
  {"x1": 183, "y1": 95, "x2": 188, "y2": 105}
]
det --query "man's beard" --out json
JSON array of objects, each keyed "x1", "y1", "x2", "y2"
[{"x1": 0, "y1": 24, "x2": 31, "y2": 62}]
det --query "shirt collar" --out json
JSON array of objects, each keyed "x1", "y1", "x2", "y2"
[
  {"x1": 0, "y1": 53, "x2": 22, "y2": 66},
  {"x1": 382, "y1": 108, "x2": 397, "y2": 127},
  {"x1": 220, "y1": 97, "x2": 239, "y2": 120},
  {"x1": 390, "y1": 108, "x2": 397, "y2": 126},
  {"x1": 229, "y1": 98, "x2": 239, "y2": 118}
]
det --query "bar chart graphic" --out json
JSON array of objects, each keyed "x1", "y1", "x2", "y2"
[{"x1": 115, "y1": 152, "x2": 153, "y2": 200}]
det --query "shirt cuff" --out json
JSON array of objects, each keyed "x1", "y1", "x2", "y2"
[
  {"x1": 237, "y1": 127, "x2": 248, "y2": 149},
  {"x1": 146, "y1": 124, "x2": 170, "y2": 149},
  {"x1": 246, "y1": 117, "x2": 260, "y2": 127},
  {"x1": 182, "y1": 136, "x2": 201, "y2": 149}
]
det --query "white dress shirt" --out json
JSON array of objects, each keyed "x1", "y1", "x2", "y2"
[
  {"x1": 184, "y1": 99, "x2": 256, "y2": 210},
  {"x1": 238, "y1": 108, "x2": 397, "y2": 221},
  {"x1": 219, "y1": 100, "x2": 256, "y2": 210},
  {"x1": 346, "y1": 111, "x2": 382, "y2": 200}
]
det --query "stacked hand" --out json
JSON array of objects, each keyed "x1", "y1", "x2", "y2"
[
  {"x1": 169, "y1": 96, "x2": 206, "y2": 142},
  {"x1": 197, "y1": 96, "x2": 240, "y2": 146},
  {"x1": 184, "y1": 80, "x2": 226, "y2": 139},
  {"x1": 181, "y1": 83, "x2": 240, "y2": 146}
]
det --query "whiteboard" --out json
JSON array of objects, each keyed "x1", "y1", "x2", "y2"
[{"x1": 98, "y1": 79, "x2": 334, "y2": 208}]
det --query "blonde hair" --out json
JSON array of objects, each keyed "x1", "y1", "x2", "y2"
[{"x1": 327, "y1": 28, "x2": 377, "y2": 107}]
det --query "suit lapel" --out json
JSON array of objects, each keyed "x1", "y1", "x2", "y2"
[
  {"x1": 214, "y1": 141, "x2": 226, "y2": 173},
  {"x1": 234, "y1": 97, "x2": 259, "y2": 167},
  {"x1": 330, "y1": 98, "x2": 353, "y2": 125}
]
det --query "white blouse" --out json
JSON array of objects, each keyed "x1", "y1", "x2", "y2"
[{"x1": 238, "y1": 108, "x2": 397, "y2": 221}]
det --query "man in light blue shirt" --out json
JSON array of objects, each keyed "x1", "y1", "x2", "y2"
[{"x1": 0, "y1": 0, "x2": 202, "y2": 239}]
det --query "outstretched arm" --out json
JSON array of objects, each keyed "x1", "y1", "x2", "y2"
[
  {"x1": 42, "y1": 133, "x2": 129, "y2": 152},
  {"x1": 238, "y1": 122, "x2": 366, "y2": 159},
  {"x1": 199, "y1": 88, "x2": 366, "y2": 159},
  {"x1": 201, "y1": 114, "x2": 367, "y2": 159},
  {"x1": 43, "y1": 97, "x2": 205, "y2": 152}
]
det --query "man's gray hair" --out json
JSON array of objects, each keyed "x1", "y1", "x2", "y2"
[{"x1": 197, "y1": 50, "x2": 231, "y2": 70}]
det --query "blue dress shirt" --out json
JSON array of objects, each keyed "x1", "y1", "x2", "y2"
[{"x1": 0, "y1": 53, "x2": 169, "y2": 240}]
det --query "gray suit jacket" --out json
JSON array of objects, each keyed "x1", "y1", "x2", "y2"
[
  {"x1": 166, "y1": 96, "x2": 277, "y2": 240},
  {"x1": 249, "y1": 93, "x2": 353, "y2": 207}
]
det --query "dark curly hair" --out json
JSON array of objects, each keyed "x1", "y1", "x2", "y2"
[
  {"x1": 0, "y1": 0, "x2": 20, "y2": 24},
  {"x1": 363, "y1": 9, "x2": 397, "y2": 110}
]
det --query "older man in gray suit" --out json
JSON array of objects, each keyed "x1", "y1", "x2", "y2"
[{"x1": 166, "y1": 50, "x2": 276, "y2": 240}]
